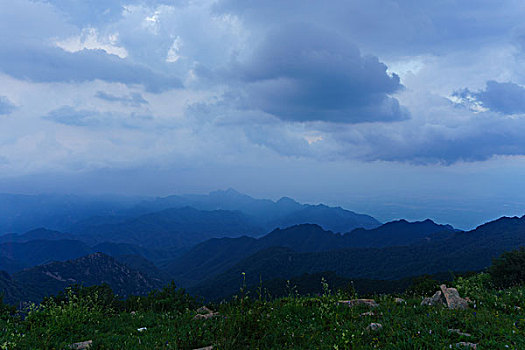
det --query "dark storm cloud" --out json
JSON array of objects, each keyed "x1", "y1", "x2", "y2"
[
  {"x1": 95, "y1": 91, "x2": 149, "y2": 106},
  {"x1": 0, "y1": 45, "x2": 182, "y2": 93},
  {"x1": 365, "y1": 125, "x2": 525, "y2": 164},
  {"x1": 330, "y1": 96, "x2": 525, "y2": 164},
  {"x1": 0, "y1": 96, "x2": 15, "y2": 115},
  {"x1": 224, "y1": 23, "x2": 407, "y2": 123},
  {"x1": 214, "y1": 0, "x2": 516, "y2": 55},
  {"x1": 454, "y1": 81, "x2": 525, "y2": 115}
]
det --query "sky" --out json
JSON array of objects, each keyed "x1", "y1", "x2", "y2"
[{"x1": 1, "y1": 0, "x2": 525, "y2": 229}]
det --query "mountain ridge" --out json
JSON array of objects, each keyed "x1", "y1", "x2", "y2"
[
  {"x1": 9, "y1": 252, "x2": 164, "y2": 304},
  {"x1": 189, "y1": 215, "x2": 525, "y2": 300},
  {"x1": 166, "y1": 219, "x2": 456, "y2": 287}
]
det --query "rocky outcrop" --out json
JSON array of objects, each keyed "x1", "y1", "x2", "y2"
[
  {"x1": 440, "y1": 284, "x2": 468, "y2": 310},
  {"x1": 420, "y1": 285, "x2": 468, "y2": 310},
  {"x1": 421, "y1": 291, "x2": 444, "y2": 306},
  {"x1": 194, "y1": 306, "x2": 219, "y2": 320}
]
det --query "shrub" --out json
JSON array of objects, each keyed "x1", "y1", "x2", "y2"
[
  {"x1": 488, "y1": 247, "x2": 525, "y2": 288},
  {"x1": 43, "y1": 284, "x2": 123, "y2": 314},
  {"x1": 336, "y1": 281, "x2": 357, "y2": 300},
  {"x1": 125, "y1": 281, "x2": 196, "y2": 313},
  {"x1": 454, "y1": 272, "x2": 493, "y2": 300},
  {"x1": 23, "y1": 289, "x2": 108, "y2": 347}
]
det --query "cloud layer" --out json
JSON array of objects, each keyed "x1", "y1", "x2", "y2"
[{"x1": 1, "y1": 0, "x2": 525, "y2": 184}]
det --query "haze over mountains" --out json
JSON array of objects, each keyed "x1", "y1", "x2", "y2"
[
  {"x1": 0, "y1": 189, "x2": 523, "y2": 304},
  {"x1": 0, "y1": 189, "x2": 380, "y2": 236}
]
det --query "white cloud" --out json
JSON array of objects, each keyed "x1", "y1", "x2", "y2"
[
  {"x1": 166, "y1": 36, "x2": 183, "y2": 63},
  {"x1": 55, "y1": 27, "x2": 128, "y2": 58}
]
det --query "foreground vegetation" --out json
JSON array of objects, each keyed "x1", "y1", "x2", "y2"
[{"x1": 1, "y1": 250, "x2": 524, "y2": 349}]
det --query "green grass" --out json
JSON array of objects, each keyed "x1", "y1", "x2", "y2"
[{"x1": 1, "y1": 275, "x2": 524, "y2": 349}]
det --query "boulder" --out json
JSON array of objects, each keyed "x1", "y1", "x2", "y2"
[
  {"x1": 194, "y1": 313, "x2": 219, "y2": 320},
  {"x1": 196, "y1": 306, "x2": 214, "y2": 314},
  {"x1": 448, "y1": 329, "x2": 472, "y2": 337},
  {"x1": 366, "y1": 323, "x2": 383, "y2": 332},
  {"x1": 194, "y1": 306, "x2": 219, "y2": 320},
  {"x1": 455, "y1": 342, "x2": 477, "y2": 349},
  {"x1": 338, "y1": 299, "x2": 379, "y2": 308},
  {"x1": 68, "y1": 340, "x2": 92, "y2": 349},
  {"x1": 421, "y1": 291, "x2": 445, "y2": 306},
  {"x1": 440, "y1": 285, "x2": 468, "y2": 310}
]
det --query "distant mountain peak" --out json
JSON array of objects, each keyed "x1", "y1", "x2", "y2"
[
  {"x1": 209, "y1": 188, "x2": 245, "y2": 198},
  {"x1": 276, "y1": 196, "x2": 299, "y2": 204},
  {"x1": 474, "y1": 215, "x2": 525, "y2": 230},
  {"x1": 382, "y1": 218, "x2": 441, "y2": 227},
  {"x1": 267, "y1": 223, "x2": 326, "y2": 235}
]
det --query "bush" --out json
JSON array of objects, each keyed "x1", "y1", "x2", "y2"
[
  {"x1": 125, "y1": 281, "x2": 197, "y2": 313},
  {"x1": 454, "y1": 272, "x2": 493, "y2": 300},
  {"x1": 43, "y1": 284, "x2": 123, "y2": 314},
  {"x1": 488, "y1": 247, "x2": 525, "y2": 288},
  {"x1": 23, "y1": 288, "x2": 109, "y2": 347}
]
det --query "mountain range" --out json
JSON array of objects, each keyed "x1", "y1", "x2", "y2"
[
  {"x1": 166, "y1": 219, "x2": 455, "y2": 288},
  {"x1": 0, "y1": 190, "x2": 523, "y2": 305},
  {"x1": 2, "y1": 253, "x2": 163, "y2": 304},
  {"x1": 0, "y1": 189, "x2": 380, "y2": 237},
  {"x1": 190, "y1": 216, "x2": 525, "y2": 300}
]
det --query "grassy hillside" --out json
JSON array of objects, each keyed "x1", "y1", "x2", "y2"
[{"x1": 0, "y1": 272, "x2": 523, "y2": 349}]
